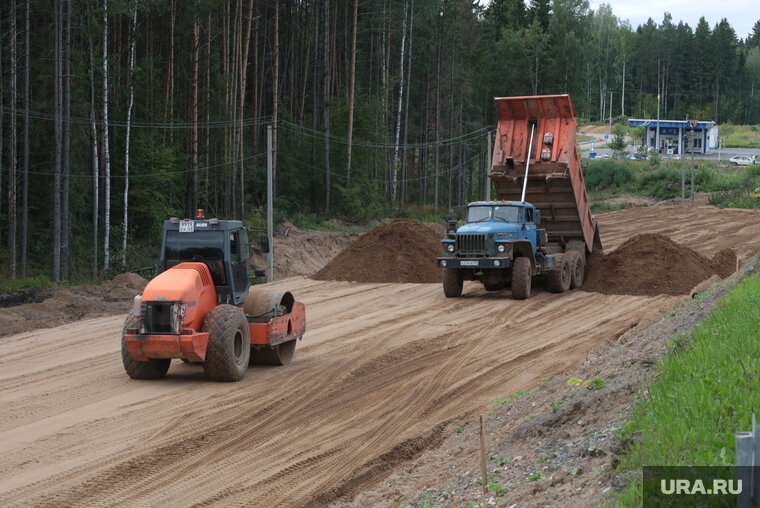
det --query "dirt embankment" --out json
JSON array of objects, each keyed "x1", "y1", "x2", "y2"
[
  {"x1": 313, "y1": 219, "x2": 443, "y2": 283},
  {"x1": 248, "y1": 221, "x2": 361, "y2": 279},
  {"x1": 583, "y1": 233, "x2": 737, "y2": 296},
  {"x1": 0, "y1": 273, "x2": 147, "y2": 337}
]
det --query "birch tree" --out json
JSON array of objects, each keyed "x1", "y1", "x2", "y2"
[
  {"x1": 122, "y1": 5, "x2": 137, "y2": 268},
  {"x1": 102, "y1": 0, "x2": 112, "y2": 271}
]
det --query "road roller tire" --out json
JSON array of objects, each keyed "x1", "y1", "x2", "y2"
[
  {"x1": 202, "y1": 305, "x2": 251, "y2": 382},
  {"x1": 546, "y1": 253, "x2": 571, "y2": 293},
  {"x1": 511, "y1": 257, "x2": 532, "y2": 300},
  {"x1": 567, "y1": 251, "x2": 585, "y2": 289},
  {"x1": 443, "y1": 269, "x2": 463, "y2": 297},
  {"x1": 254, "y1": 340, "x2": 297, "y2": 366},
  {"x1": 121, "y1": 314, "x2": 171, "y2": 380}
]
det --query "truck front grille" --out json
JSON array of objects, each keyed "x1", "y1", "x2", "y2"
[{"x1": 456, "y1": 234, "x2": 487, "y2": 256}]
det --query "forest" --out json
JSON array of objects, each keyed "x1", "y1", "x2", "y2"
[{"x1": 0, "y1": 0, "x2": 759, "y2": 281}]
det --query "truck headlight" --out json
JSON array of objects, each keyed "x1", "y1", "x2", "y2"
[
  {"x1": 440, "y1": 260, "x2": 447, "y2": 267},
  {"x1": 447, "y1": 244, "x2": 455, "y2": 253},
  {"x1": 497, "y1": 244, "x2": 506, "y2": 253}
]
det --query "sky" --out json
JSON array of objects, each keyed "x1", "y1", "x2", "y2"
[{"x1": 587, "y1": 0, "x2": 758, "y2": 40}]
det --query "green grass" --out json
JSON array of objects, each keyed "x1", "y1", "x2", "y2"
[
  {"x1": 583, "y1": 159, "x2": 760, "y2": 206},
  {"x1": 0, "y1": 275, "x2": 55, "y2": 293},
  {"x1": 719, "y1": 124, "x2": 760, "y2": 148},
  {"x1": 613, "y1": 272, "x2": 760, "y2": 506}
]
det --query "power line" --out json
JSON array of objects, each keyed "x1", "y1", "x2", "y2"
[
  {"x1": 0, "y1": 106, "x2": 272, "y2": 129},
  {"x1": 0, "y1": 153, "x2": 267, "y2": 179}
]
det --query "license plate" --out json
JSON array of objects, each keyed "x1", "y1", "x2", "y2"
[
  {"x1": 179, "y1": 221, "x2": 195, "y2": 233},
  {"x1": 460, "y1": 260, "x2": 478, "y2": 266}
]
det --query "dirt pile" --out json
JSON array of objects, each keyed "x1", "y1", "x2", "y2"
[
  {"x1": 583, "y1": 233, "x2": 736, "y2": 296},
  {"x1": 312, "y1": 219, "x2": 442, "y2": 283},
  {"x1": 0, "y1": 273, "x2": 148, "y2": 337},
  {"x1": 248, "y1": 221, "x2": 361, "y2": 279}
]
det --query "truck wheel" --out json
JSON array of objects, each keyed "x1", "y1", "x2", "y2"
[
  {"x1": 202, "y1": 305, "x2": 251, "y2": 382},
  {"x1": 443, "y1": 269, "x2": 463, "y2": 298},
  {"x1": 121, "y1": 314, "x2": 171, "y2": 380},
  {"x1": 567, "y1": 251, "x2": 585, "y2": 289},
  {"x1": 254, "y1": 340, "x2": 297, "y2": 366},
  {"x1": 546, "y1": 253, "x2": 571, "y2": 293},
  {"x1": 511, "y1": 257, "x2": 532, "y2": 300}
]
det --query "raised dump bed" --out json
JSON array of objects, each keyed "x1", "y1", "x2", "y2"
[{"x1": 490, "y1": 94, "x2": 599, "y2": 253}]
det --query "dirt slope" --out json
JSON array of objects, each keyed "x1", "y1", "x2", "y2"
[{"x1": 1, "y1": 206, "x2": 760, "y2": 506}]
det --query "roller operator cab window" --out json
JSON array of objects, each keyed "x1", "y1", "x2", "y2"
[{"x1": 164, "y1": 230, "x2": 227, "y2": 285}]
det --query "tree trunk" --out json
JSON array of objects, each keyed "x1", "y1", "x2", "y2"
[
  {"x1": 103, "y1": 0, "x2": 111, "y2": 271},
  {"x1": 165, "y1": 0, "x2": 175, "y2": 142},
  {"x1": 434, "y1": 40, "x2": 441, "y2": 212},
  {"x1": 401, "y1": 0, "x2": 414, "y2": 208},
  {"x1": 9, "y1": 0, "x2": 18, "y2": 279},
  {"x1": 323, "y1": 0, "x2": 331, "y2": 213},
  {"x1": 89, "y1": 30, "x2": 99, "y2": 279},
  {"x1": 122, "y1": 7, "x2": 136, "y2": 268},
  {"x1": 345, "y1": 0, "x2": 358, "y2": 185},
  {"x1": 53, "y1": 0, "x2": 62, "y2": 280},
  {"x1": 391, "y1": 0, "x2": 409, "y2": 205},
  {"x1": 62, "y1": 0, "x2": 71, "y2": 279},
  {"x1": 21, "y1": 0, "x2": 30, "y2": 278},
  {"x1": 238, "y1": 0, "x2": 254, "y2": 219},
  {"x1": 272, "y1": 0, "x2": 279, "y2": 199}
]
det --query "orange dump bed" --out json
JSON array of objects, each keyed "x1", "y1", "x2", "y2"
[{"x1": 490, "y1": 94, "x2": 597, "y2": 252}]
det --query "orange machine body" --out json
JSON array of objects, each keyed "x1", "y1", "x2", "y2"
[{"x1": 124, "y1": 262, "x2": 305, "y2": 363}]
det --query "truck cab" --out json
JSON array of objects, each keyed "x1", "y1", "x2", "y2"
[{"x1": 437, "y1": 201, "x2": 549, "y2": 296}]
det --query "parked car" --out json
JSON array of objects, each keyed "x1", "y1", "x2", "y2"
[{"x1": 729, "y1": 155, "x2": 756, "y2": 166}]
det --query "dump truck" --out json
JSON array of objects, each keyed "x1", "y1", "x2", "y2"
[
  {"x1": 122, "y1": 210, "x2": 305, "y2": 381},
  {"x1": 437, "y1": 94, "x2": 601, "y2": 299}
]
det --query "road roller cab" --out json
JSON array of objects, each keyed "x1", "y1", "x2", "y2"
[{"x1": 121, "y1": 211, "x2": 305, "y2": 382}]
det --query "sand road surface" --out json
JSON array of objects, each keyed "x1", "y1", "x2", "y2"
[{"x1": 1, "y1": 206, "x2": 760, "y2": 507}]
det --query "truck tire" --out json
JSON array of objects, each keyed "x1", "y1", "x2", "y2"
[
  {"x1": 511, "y1": 257, "x2": 532, "y2": 300},
  {"x1": 546, "y1": 253, "x2": 571, "y2": 293},
  {"x1": 443, "y1": 269, "x2": 463, "y2": 298},
  {"x1": 121, "y1": 314, "x2": 171, "y2": 380},
  {"x1": 202, "y1": 305, "x2": 251, "y2": 382},
  {"x1": 567, "y1": 251, "x2": 585, "y2": 289}
]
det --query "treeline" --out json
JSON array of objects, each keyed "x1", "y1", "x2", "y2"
[{"x1": 0, "y1": 0, "x2": 758, "y2": 281}]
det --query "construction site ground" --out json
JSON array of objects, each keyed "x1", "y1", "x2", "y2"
[{"x1": 1, "y1": 206, "x2": 759, "y2": 507}]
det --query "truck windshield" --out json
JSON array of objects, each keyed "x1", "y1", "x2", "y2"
[{"x1": 467, "y1": 206, "x2": 520, "y2": 223}]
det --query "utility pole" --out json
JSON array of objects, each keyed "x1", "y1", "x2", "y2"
[
  {"x1": 266, "y1": 124, "x2": 274, "y2": 283},
  {"x1": 485, "y1": 131, "x2": 492, "y2": 200},
  {"x1": 691, "y1": 124, "x2": 696, "y2": 206}
]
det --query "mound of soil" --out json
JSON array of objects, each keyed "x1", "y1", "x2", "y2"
[
  {"x1": 312, "y1": 219, "x2": 442, "y2": 284},
  {"x1": 583, "y1": 233, "x2": 736, "y2": 296},
  {"x1": 248, "y1": 221, "x2": 361, "y2": 279},
  {"x1": 0, "y1": 273, "x2": 148, "y2": 338}
]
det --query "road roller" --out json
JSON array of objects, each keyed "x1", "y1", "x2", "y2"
[{"x1": 121, "y1": 210, "x2": 305, "y2": 382}]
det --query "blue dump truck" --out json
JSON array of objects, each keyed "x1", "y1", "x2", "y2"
[{"x1": 437, "y1": 95, "x2": 602, "y2": 299}]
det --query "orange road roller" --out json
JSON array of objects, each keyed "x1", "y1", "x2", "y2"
[{"x1": 122, "y1": 211, "x2": 305, "y2": 381}]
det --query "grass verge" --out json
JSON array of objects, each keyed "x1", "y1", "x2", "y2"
[{"x1": 613, "y1": 271, "x2": 760, "y2": 505}]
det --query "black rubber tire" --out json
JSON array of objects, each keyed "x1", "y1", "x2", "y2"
[
  {"x1": 121, "y1": 314, "x2": 171, "y2": 380},
  {"x1": 546, "y1": 253, "x2": 571, "y2": 293},
  {"x1": 253, "y1": 340, "x2": 297, "y2": 366},
  {"x1": 202, "y1": 305, "x2": 251, "y2": 382},
  {"x1": 442, "y1": 268, "x2": 463, "y2": 298},
  {"x1": 511, "y1": 257, "x2": 532, "y2": 300},
  {"x1": 567, "y1": 251, "x2": 585, "y2": 289}
]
